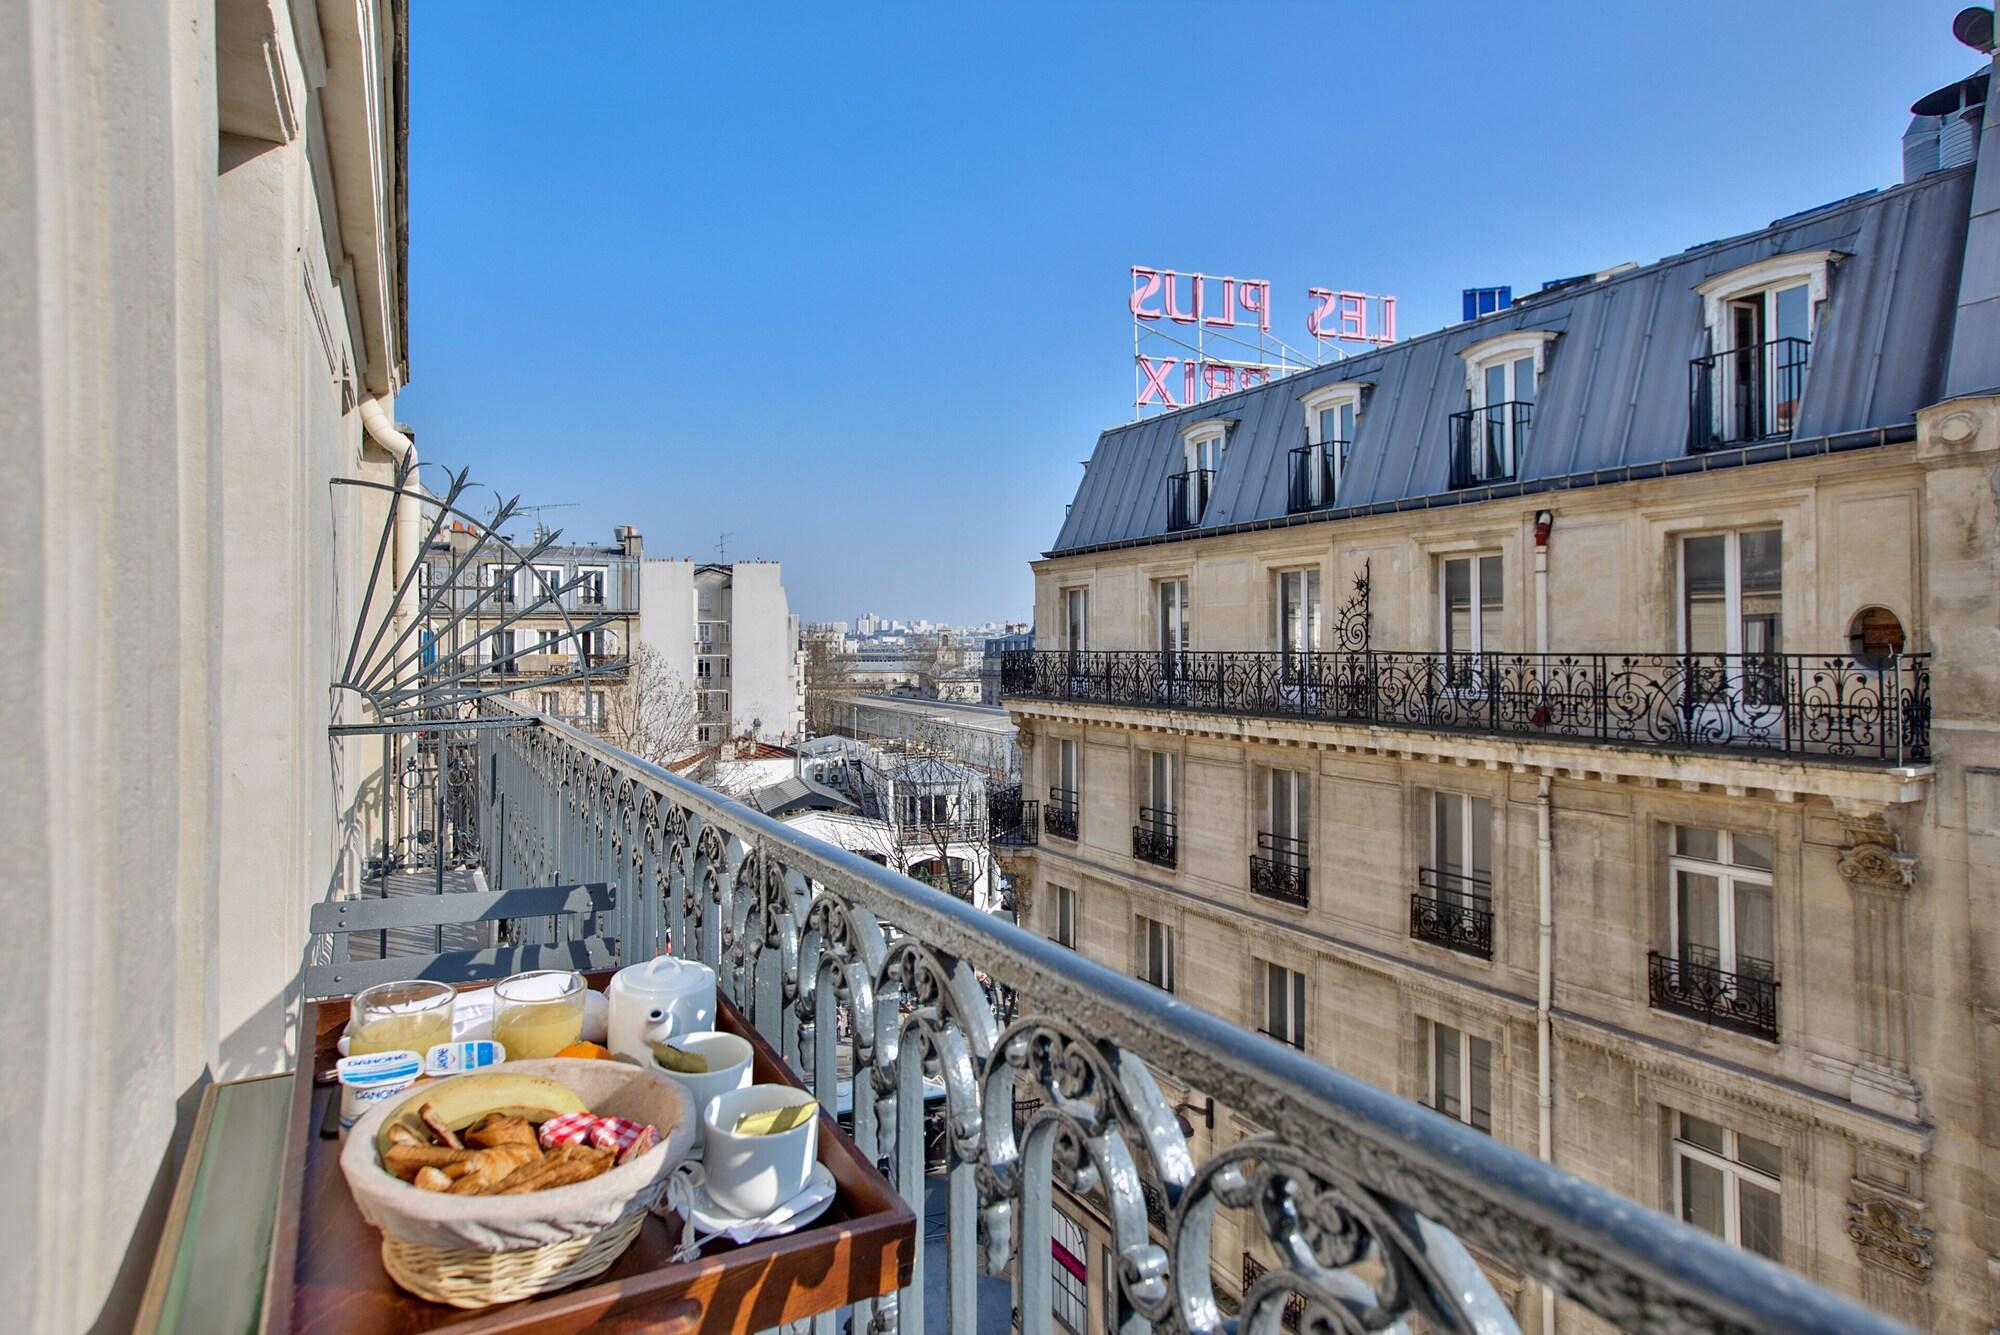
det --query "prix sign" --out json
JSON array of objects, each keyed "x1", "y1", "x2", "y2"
[{"x1": 1130, "y1": 266, "x2": 1396, "y2": 411}]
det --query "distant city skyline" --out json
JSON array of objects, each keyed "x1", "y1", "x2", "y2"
[{"x1": 396, "y1": 1, "x2": 1976, "y2": 623}]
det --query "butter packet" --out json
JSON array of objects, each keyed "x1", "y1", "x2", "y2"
[
  {"x1": 734, "y1": 1102, "x2": 815, "y2": 1136},
  {"x1": 649, "y1": 1040, "x2": 709, "y2": 1074}
]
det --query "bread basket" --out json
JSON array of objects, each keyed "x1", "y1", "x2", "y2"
[{"x1": 339, "y1": 1058, "x2": 694, "y2": 1308}]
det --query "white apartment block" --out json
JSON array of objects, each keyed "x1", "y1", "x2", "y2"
[{"x1": 639, "y1": 560, "x2": 805, "y2": 746}]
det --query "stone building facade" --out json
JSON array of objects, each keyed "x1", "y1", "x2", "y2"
[{"x1": 1003, "y1": 70, "x2": 2000, "y2": 1333}]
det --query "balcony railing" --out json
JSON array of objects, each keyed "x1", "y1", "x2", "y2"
[
  {"x1": 1411, "y1": 869, "x2": 1495, "y2": 958},
  {"x1": 988, "y1": 786, "x2": 1040, "y2": 847},
  {"x1": 1648, "y1": 948, "x2": 1781, "y2": 1041},
  {"x1": 1000, "y1": 648, "x2": 1932, "y2": 765},
  {"x1": 1132, "y1": 807, "x2": 1177, "y2": 868},
  {"x1": 1286, "y1": 441, "x2": 1346, "y2": 513},
  {"x1": 1250, "y1": 831, "x2": 1310, "y2": 907},
  {"x1": 1044, "y1": 787, "x2": 1078, "y2": 840},
  {"x1": 466, "y1": 705, "x2": 1909, "y2": 1335},
  {"x1": 1690, "y1": 335, "x2": 1810, "y2": 452},
  {"x1": 1448, "y1": 400, "x2": 1531, "y2": 487},
  {"x1": 1166, "y1": 468, "x2": 1213, "y2": 532}
]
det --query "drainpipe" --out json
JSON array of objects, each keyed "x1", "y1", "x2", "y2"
[
  {"x1": 359, "y1": 396, "x2": 422, "y2": 633},
  {"x1": 1532, "y1": 509, "x2": 1555, "y2": 1335}
]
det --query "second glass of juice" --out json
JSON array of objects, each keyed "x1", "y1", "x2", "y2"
[
  {"x1": 348, "y1": 979, "x2": 455, "y2": 1057},
  {"x1": 494, "y1": 969, "x2": 586, "y2": 1058}
]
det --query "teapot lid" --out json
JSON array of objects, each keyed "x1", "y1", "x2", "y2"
[{"x1": 612, "y1": 955, "x2": 709, "y2": 997}]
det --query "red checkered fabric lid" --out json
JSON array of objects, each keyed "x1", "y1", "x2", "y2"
[{"x1": 537, "y1": 1111, "x2": 653, "y2": 1153}]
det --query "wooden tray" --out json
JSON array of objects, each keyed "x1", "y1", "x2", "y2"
[{"x1": 262, "y1": 975, "x2": 914, "y2": 1334}]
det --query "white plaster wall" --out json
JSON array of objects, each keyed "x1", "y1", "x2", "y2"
[
  {"x1": 638, "y1": 558, "x2": 697, "y2": 683},
  {"x1": 727, "y1": 563, "x2": 800, "y2": 744}
]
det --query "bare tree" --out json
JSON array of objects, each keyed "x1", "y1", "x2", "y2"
[{"x1": 605, "y1": 643, "x2": 702, "y2": 767}]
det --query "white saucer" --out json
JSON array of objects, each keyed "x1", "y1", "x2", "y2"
[{"x1": 686, "y1": 1161, "x2": 837, "y2": 1237}]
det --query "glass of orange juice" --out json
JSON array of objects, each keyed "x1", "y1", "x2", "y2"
[
  {"x1": 348, "y1": 979, "x2": 455, "y2": 1058},
  {"x1": 493, "y1": 970, "x2": 586, "y2": 1059}
]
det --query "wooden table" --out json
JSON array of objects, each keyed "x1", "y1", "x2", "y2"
[{"x1": 263, "y1": 978, "x2": 914, "y2": 1333}]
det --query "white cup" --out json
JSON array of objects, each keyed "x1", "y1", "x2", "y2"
[
  {"x1": 701, "y1": 1084, "x2": 820, "y2": 1218},
  {"x1": 652, "y1": 1031, "x2": 753, "y2": 1153}
]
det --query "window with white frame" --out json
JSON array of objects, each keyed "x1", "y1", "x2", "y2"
[
  {"x1": 490, "y1": 627, "x2": 517, "y2": 665},
  {"x1": 1298, "y1": 385, "x2": 1361, "y2": 507},
  {"x1": 1142, "y1": 750, "x2": 1175, "y2": 833},
  {"x1": 1456, "y1": 331, "x2": 1553, "y2": 485},
  {"x1": 538, "y1": 691, "x2": 558, "y2": 715},
  {"x1": 1429, "y1": 792, "x2": 1493, "y2": 894},
  {"x1": 1262, "y1": 767, "x2": 1310, "y2": 868},
  {"x1": 582, "y1": 691, "x2": 605, "y2": 726},
  {"x1": 537, "y1": 629, "x2": 560, "y2": 654},
  {"x1": 1441, "y1": 553, "x2": 1502, "y2": 665},
  {"x1": 1669, "y1": 826, "x2": 1775, "y2": 982},
  {"x1": 1273, "y1": 568, "x2": 1321, "y2": 681},
  {"x1": 1064, "y1": 588, "x2": 1089, "y2": 653},
  {"x1": 1175, "y1": 421, "x2": 1226, "y2": 527},
  {"x1": 1050, "y1": 884, "x2": 1077, "y2": 949},
  {"x1": 1694, "y1": 252, "x2": 1832, "y2": 446},
  {"x1": 1679, "y1": 529, "x2": 1782, "y2": 658},
  {"x1": 1139, "y1": 915, "x2": 1176, "y2": 992},
  {"x1": 1051, "y1": 1206, "x2": 1090, "y2": 1332},
  {"x1": 484, "y1": 562, "x2": 513, "y2": 603},
  {"x1": 577, "y1": 565, "x2": 608, "y2": 605},
  {"x1": 532, "y1": 564, "x2": 563, "y2": 606},
  {"x1": 1155, "y1": 577, "x2": 1190, "y2": 658},
  {"x1": 1055, "y1": 738, "x2": 1078, "y2": 803},
  {"x1": 1261, "y1": 960, "x2": 1306, "y2": 1049},
  {"x1": 1427, "y1": 1020, "x2": 1492, "y2": 1132},
  {"x1": 1672, "y1": 1111, "x2": 1782, "y2": 1260}
]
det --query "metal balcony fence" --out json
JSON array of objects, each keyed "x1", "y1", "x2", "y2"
[
  {"x1": 1132, "y1": 807, "x2": 1178, "y2": 868},
  {"x1": 1286, "y1": 441, "x2": 1346, "y2": 513},
  {"x1": 467, "y1": 704, "x2": 1905, "y2": 1335},
  {"x1": 987, "y1": 785, "x2": 1039, "y2": 847},
  {"x1": 1044, "y1": 787, "x2": 1079, "y2": 840},
  {"x1": 1690, "y1": 336, "x2": 1811, "y2": 452},
  {"x1": 1412, "y1": 868, "x2": 1496, "y2": 958},
  {"x1": 1448, "y1": 400, "x2": 1531, "y2": 487},
  {"x1": 1648, "y1": 948, "x2": 1781, "y2": 1041},
  {"x1": 1250, "y1": 831, "x2": 1310, "y2": 907},
  {"x1": 1000, "y1": 648, "x2": 1931, "y2": 765},
  {"x1": 1166, "y1": 468, "x2": 1213, "y2": 532}
]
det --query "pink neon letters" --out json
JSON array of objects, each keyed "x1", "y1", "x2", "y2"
[{"x1": 1306, "y1": 288, "x2": 1397, "y2": 345}]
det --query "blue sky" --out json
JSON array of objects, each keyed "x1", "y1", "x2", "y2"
[{"x1": 400, "y1": 1, "x2": 1979, "y2": 625}]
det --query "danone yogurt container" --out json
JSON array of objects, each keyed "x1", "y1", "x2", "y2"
[
  {"x1": 424, "y1": 1038, "x2": 506, "y2": 1076},
  {"x1": 336, "y1": 1049, "x2": 424, "y2": 1133}
]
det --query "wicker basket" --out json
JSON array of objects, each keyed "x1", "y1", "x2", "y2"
[{"x1": 340, "y1": 1058, "x2": 694, "y2": 1309}]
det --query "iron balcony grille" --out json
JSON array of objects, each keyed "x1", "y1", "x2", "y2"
[
  {"x1": 1167, "y1": 468, "x2": 1214, "y2": 532},
  {"x1": 1689, "y1": 336, "x2": 1810, "y2": 453},
  {"x1": 1647, "y1": 949, "x2": 1780, "y2": 1041},
  {"x1": 1448, "y1": 400, "x2": 1531, "y2": 488},
  {"x1": 998, "y1": 648, "x2": 1932, "y2": 765},
  {"x1": 1251, "y1": 831, "x2": 1310, "y2": 907},
  {"x1": 1133, "y1": 807, "x2": 1178, "y2": 868},
  {"x1": 988, "y1": 787, "x2": 1040, "y2": 847},
  {"x1": 1412, "y1": 869, "x2": 1495, "y2": 958},
  {"x1": 1241, "y1": 1254, "x2": 1305, "y2": 1332},
  {"x1": 1286, "y1": 441, "x2": 1346, "y2": 513},
  {"x1": 1045, "y1": 786, "x2": 1079, "y2": 841}
]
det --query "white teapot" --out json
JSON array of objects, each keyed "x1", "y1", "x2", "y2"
[{"x1": 606, "y1": 956, "x2": 717, "y2": 1064}]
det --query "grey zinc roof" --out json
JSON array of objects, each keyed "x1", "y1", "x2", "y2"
[{"x1": 1050, "y1": 168, "x2": 1973, "y2": 555}]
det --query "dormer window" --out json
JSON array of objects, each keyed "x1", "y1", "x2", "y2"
[
  {"x1": 1450, "y1": 331, "x2": 1555, "y2": 488},
  {"x1": 1691, "y1": 251, "x2": 1834, "y2": 451},
  {"x1": 1292, "y1": 385, "x2": 1363, "y2": 512},
  {"x1": 1169, "y1": 420, "x2": 1227, "y2": 531}
]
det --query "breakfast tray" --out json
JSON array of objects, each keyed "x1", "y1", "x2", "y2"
[{"x1": 261, "y1": 976, "x2": 915, "y2": 1334}]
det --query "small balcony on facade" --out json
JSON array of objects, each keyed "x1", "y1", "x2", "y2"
[
  {"x1": 1250, "y1": 831, "x2": 1310, "y2": 907},
  {"x1": 1166, "y1": 467, "x2": 1214, "y2": 532},
  {"x1": 1448, "y1": 400, "x2": 1531, "y2": 488},
  {"x1": 1690, "y1": 336, "x2": 1811, "y2": 453},
  {"x1": 1411, "y1": 868, "x2": 1495, "y2": 958},
  {"x1": 1648, "y1": 947, "x2": 1781, "y2": 1041},
  {"x1": 1286, "y1": 441, "x2": 1346, "y2": 513},
  {"x1": 1044, "y1": 786, "x2": 1079, "y2": 840},
  {"x1": 988, "y1": 784, "x2": 1040, "y2": 847},
  {"x1": 1132, "y1": 806, "x2": 1177, "y2": 868},
  {"x1": 1000, "y1": 648, "x2": 1932, "y2": 767}
]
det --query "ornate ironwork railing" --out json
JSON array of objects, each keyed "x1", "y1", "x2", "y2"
[
  {"x1": 1448, "y1": 400, "x2": 1531, "y2": 487},
  {"x1": 1648, "y1": 949, "x2": 1781, "y2": 1041},
  {"x1": 1133, "y1": 807, "x2": 1177, "y2": 868},
  {"x1": 1044, "y1": 787, "x2": 1079, "y2": 841},
  {"x1": 1000, "y1": 648, "x2": 1932, "y2": 765},
  {"x1": 1250, "y1": 832, "x2": 1310, "y2": 907},
  {"x1": 988, "y1": 786, "x2": 1039, "y2": 847},
  {"x1": 1286, "y1": 442, "x2": 1345, "y2": 513},
  {"x1": 1690, "y1": 335, "x2": 1811, "y2": 452},
  {"x1": 1167, "y1": 468, "x2": 1213, "y2": 532},
  {"x1": 473, "y1": 705, "x2": 1908, "y2": 1335},
  {"x1": 1412, "y1": 869, "x2": 1495, "y2": 958}
]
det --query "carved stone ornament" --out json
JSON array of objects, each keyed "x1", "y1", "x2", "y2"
[
  {"x1": 1846, "y1": 1183, "x2": 1934, "y2": 1281},
  {"x1": 1838, "y1": 839, "x2": 1917, "y2": 892}
]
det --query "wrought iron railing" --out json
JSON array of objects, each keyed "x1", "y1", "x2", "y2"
[
  {"x1": 1044, "y1": 787, "x2": 1079, "y2": 841},
  {"x1": 988, "y1": 786, "x2": 1040, "y2": 847},
  {"x1": 1167, "y1": 468, "x2": 1213, "y2": 532},
  {"x1": 1648, "y1": 949, "x2": 1781, "y2": 1041},
  {"x1": 1251, "y1": 832, "x2": 1310, "y2": 907},
  {"x1": 471, "y1": 706, "x2": 1910, "y2": 1335},
  {"x1": 1412, "y1": 869, "x2": 1495, "y2": 958},
  {"x1": 1690, "y1": 335, "x2": 1811, "y2": 452},
  {"x1": 1286, "y1": 441, "x2": 1346, "y2": 513},
  {"x1": 1133, "y1": 807, "x2": 1178, "y2": 868},
  {"x1": 1448, "y1": 400, "x2": 1531, "y2": 487},
  {"x1": 1000, "y1": 648, "x2": 1932, "y2": 765}
]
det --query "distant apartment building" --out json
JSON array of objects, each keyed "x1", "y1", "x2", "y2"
[
  {"x1": 639, "y1": 560, "x2": 804, "y2": 746},
  {"x1": 981, "y1": 628, "x2": 1035, "y2": 704},
  {"x1": 423, "y1": 524, "x2": 643, "y2": 732},
  {"x1": 1002, "y1": 73, "x2": 2000, "y2": 1333}
]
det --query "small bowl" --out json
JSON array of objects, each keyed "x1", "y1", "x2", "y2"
[
  {"x1": 701, "y1": 1084, "x2": 820, "y2": 1218},
  {"x1": 651, "y1": 1031, "x2": 754, "y2": 1152}
]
